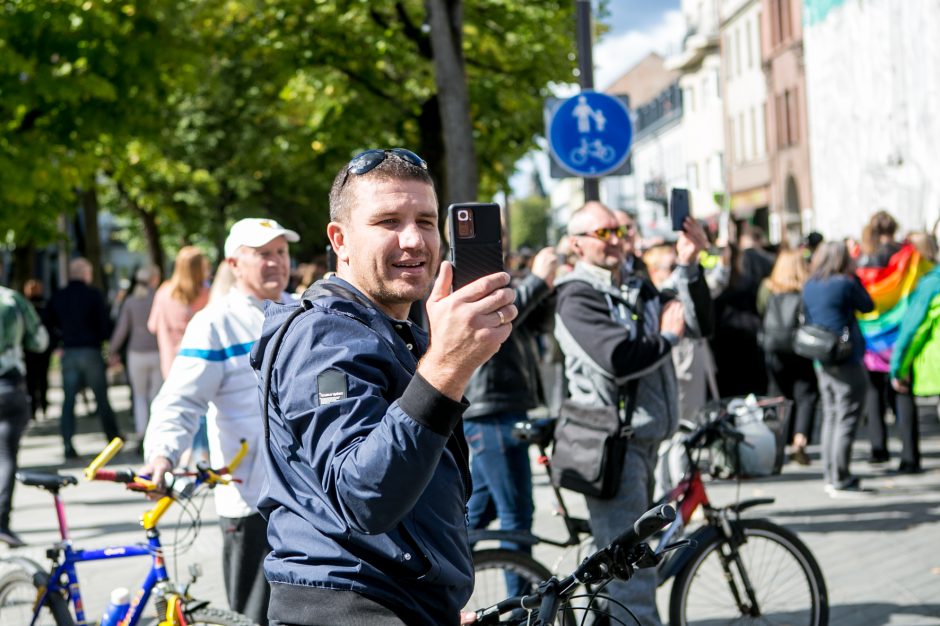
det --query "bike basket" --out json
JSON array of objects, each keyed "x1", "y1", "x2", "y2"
[{"x1": 708, "y1": 396, "x2": 792, "y2": 479}]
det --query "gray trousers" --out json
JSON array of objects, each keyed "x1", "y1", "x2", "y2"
[
  {"x1": 584, "y1": 440, "x2": 661, "y2": 626},
  {"x1": 817, "y1": 362, "x2": 868, "y2": 487}
]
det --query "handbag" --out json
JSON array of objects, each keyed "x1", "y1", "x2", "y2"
[
  {"x1": 792, "y1": 323, "x2": 853, "y2": 364},
  {"x1": 759, "y1": 292, "x2": 802, "y2": 354},
  {"x1": 550, "y1": 380, "x2": 639, "y2": 499}
]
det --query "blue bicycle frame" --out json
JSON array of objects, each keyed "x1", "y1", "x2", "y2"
[{"x1": 26, "y1": 483, "x2": 175, "y2": 626}]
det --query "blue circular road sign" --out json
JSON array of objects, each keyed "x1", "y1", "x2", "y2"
[{"x1": 548, "y1": 91, "x2": 633, "y2": 178}]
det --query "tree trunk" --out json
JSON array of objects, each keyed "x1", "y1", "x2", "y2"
[
  {"x1": 119, "y1": 185, "x2": 165, "y2": 275},
  {"x1": 10, "y1": 243, "x2": 35, "y2": 291},
  {"x1": 417, "y1": 95, "x2": 448, "y2": 227},
  {"x1": 79, "y1": 185, "x2": 106, "y2": 291},
  {"x1": 425, "y1": 0, "x2": 478, "y2": 207}
]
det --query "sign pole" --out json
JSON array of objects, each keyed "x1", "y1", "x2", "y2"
[{"x1": 576, "y1": 0, "x2": 599, "y2": 202}]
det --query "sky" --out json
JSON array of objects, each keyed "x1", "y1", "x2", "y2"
[
  {"x1": 509, "y1": 1, "x2": 684, "y2": 197},
  {"x1": 595, "y1": 0, "x2": 684, "y2": 90}
]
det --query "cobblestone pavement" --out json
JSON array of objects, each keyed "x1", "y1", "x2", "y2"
[{"x1": 3, "y1": 382, "x2": 939, "y2": 624}]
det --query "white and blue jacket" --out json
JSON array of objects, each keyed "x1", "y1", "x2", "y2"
[{"x1": 145, "y1": 287, "x2": 292, "y2": 518}]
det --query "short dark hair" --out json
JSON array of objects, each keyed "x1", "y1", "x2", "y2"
[{"x1": 328, "y1": 153, "x2": 435, "y2": 223}]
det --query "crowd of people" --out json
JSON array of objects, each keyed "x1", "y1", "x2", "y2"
[{"x1": 0, "y1": 147, "x2": 938, "y2": 625}]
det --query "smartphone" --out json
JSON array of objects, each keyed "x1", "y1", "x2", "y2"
[
  {"x1": 447, "y1": 202, "x2": 505, "y2": 290},
  {"x1": 670, "y1": 188, "x2": 690, "y2": 231}
]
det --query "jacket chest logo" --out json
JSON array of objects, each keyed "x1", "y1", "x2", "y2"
[{"x1": 317, "y1": 369, "x2": 347, "y2": 405}]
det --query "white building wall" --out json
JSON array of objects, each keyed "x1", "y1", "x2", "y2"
[
  {"x1": 722, "y1": 0, "x2": 766, "y2": 167},
  {"x1": 632, "y1": 120, "x2": 686, "y2": 237},
  {"x1": 679, "y1": 52, "x2": 726, "y2": 217},
  {"x1": 804, "y1": 0, "x2": 940, "y2": 239}
]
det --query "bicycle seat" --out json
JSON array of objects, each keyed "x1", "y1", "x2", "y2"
[
  {"x1": 16, "y1": 471, "x2": 79, "y2": 491},
  {"x1": 511, "y1": 418, "x2": 556, "y2": 449}
]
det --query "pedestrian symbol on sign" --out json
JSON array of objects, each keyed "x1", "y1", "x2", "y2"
[
  {"x1": 572, "y1": 95, "x2": 607, "y2": 133},
  {"x1": 548, "y1": 91, "x2": 632, "y2": 178}
]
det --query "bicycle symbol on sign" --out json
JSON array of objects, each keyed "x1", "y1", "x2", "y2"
[{"x1": 569, "y1": 138, "x2": 616, "y2": 166}]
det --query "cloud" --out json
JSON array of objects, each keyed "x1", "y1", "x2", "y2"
[{"x1": 595, "y1": 10, "x2": 686, "y2": 90}]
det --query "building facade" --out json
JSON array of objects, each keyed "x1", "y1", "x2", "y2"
[
  {"x1": 803, "y1": 0, "x2": 940, "y2": 239},
  {"x1": 667, "y1": 0, "x2": 726, "y2": 220},
  {"x1": 761, "y1": 0, "x2": 814, "y2": 246},
  {"x1": 721, "y1": 0, "x2": 772, "y2": 237}
]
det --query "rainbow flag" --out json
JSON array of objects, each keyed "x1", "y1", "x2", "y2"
[{"x1": 856, "y1": 244, "x2": 935, "y2": 371}]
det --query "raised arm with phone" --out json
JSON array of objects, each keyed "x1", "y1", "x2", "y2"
[{"x1": 253, "y1": 148, "x2": 516, "y2": 626}]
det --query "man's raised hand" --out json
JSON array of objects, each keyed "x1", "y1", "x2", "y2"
[{"x1": 419, "y1": 262, "x2": 517, "y2": 400}]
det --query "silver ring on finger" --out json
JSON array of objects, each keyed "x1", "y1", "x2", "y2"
[{"x1": 496, "y1": 309, "x2": 506, "y2": 326}]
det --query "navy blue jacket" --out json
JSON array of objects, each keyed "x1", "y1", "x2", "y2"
[
  {"x1": 802, "y1": 274, "x2": 874, "y2": 363},
  {"x1": 251, "y1": 277, "x2": 473, "y2": 625}
]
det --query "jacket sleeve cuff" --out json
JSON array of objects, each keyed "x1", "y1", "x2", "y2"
[
  {"x1": 399, "y1": 372, "x2": 469, "y2": 437},
  {"x1": 675, "y1": 263, "x2": 701, "y2": 281},
  {"x1": 661, "y1": 332, "x2": 680, "y2": 347}
]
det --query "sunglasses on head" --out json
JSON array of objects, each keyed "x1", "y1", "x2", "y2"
[
  {"x1": 340, "y1": 148, "x2": 428, "y2": 188},
  {"x1": 571, "y1": 225, "x2": 631, "y2": 242}
]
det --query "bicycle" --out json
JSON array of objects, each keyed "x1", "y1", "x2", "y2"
[
  {"x1": 0, "y1": 438, "x2": 254, "y2": 626},
  {"x1": 472, "y1": 503, "x2": 683, "y2": 625},
  {"x1": 469, "y1": 396, "x2": 829, "y2": 625},
  {"x1": 467, "y1": 417, "x2": 593, "y2": 620}
]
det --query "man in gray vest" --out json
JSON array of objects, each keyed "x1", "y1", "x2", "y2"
[{"x1": 553, "y1": 201, "x2": 711, "y2": 625}]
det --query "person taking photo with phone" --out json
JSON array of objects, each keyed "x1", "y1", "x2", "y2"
[
  {"x1": 553, "y1": 201, "x2": 712, "y2": 626},
  {"x1": 252, "y1": 148, "x2": 517, "y2": 626}
]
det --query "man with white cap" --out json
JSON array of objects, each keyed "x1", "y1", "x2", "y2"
[{"x1": 143, "y1": 217, "x2": 299, "y2": 625}]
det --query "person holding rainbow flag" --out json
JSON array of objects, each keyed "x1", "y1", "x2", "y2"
[{"x1": 856, "y1": 211, "x2": 935, "y2": 473}]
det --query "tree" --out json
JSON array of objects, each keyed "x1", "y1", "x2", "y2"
[
  {"x1": 0, "y1": 0, "x2": 196, "y2": 285},
  {"x1": 509, "y1": 194, "x2": 551, "y2": 250},
  {"x1": 2, "y1": 0, "x2": 579, "y2": 272}
]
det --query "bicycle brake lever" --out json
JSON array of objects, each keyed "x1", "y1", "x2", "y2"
[{"x1": 660, "y1": 539, "x2": 696, "y2": 553}]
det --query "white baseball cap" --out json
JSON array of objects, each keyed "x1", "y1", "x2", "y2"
[{"x1": 224, "y1": 218, "x2": 300, "y2": 258}]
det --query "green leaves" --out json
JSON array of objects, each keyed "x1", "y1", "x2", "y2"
[{"x1": 2, "y1": 0, "x2": 577, "y2": 262}]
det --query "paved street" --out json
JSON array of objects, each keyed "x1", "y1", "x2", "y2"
[{"x1": 2, "y1": 381, "x2": 939, "y2": 624}]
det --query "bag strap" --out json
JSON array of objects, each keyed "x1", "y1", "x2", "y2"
[
  {"x1": 618, "y1": 378, "x2": 640, "y2": 439},
  {"x1": 261, "y1": 280, "x2": 364, "y2": 448}
]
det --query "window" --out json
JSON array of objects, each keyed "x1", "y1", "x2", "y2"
[
  {"x1": 746, "y1": 19, "x2": 753, "y2": 69},
  {"x1": 734, "y1": 28, "x2": 742, "y2": 76},
  {"x1": 749, "y1": 107, "x2": 757, "y2": 160},
  {"x1": 757, "y1": 103, "x2": 766, "y2": 156},
  {"x1": 688, "y1": 163, "x2": 700, "y2": 190},
  {"x1": 787, "y1": 87, "x2": 799, "y2": 145},
  {"x1": 730, "y1": 117, "x2": 737, "y2": 165},
  {"x1": 773, "y1": 0, "x2": 786, "y2": 47},
  {"x1": 724, "y1": 33, "x2": 733, "y2": 80},
  {"x1": 738, "y1": 112, "x2": 746, "y2": 162}
]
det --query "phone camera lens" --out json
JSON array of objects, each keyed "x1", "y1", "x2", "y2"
[{"x1": 457, "y1": 210, "x2": 470, "y2": 221}]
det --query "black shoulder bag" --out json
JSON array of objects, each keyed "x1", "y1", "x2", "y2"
[
  {"x1": 550, "y1": 380, "x2": 639, "y2": 499},
  {"x1": 550, "y1": 280, "x2": 643, "y2": 499}
]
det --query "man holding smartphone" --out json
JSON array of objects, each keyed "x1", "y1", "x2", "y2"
[
  {"x1": 252, "y1": 148, "x2": 517, "y2": 625},
  {"x1": 554, "y1": 201, "x2": 712, "y2": 626}
]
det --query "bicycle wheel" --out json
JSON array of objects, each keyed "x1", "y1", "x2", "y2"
[
  {"x1": 470, "y1": 549, "x2": 576, "y2": 624},
  {"x1": 669, "y1": 518, "x2": 828, "y2": 625},
  {"x1": 0, "y1": 568, "x2": 58, "y2": 626}
]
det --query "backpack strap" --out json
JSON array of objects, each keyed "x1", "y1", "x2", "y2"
[{"x1": 261, "y1": 280, "x2": 364, "y2": 448}]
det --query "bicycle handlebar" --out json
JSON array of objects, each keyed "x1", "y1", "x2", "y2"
[
  {"x1": 573, "y1": 504, "x2": 676, "y2": 584},
  {"x1": 83, "y1": 437, "x2": 124, "y2": 481},
  {"x1": 84, "y1": 438, "x2": 250, "y2": 496},
  {"x1": 473, "y1": 504, "x2": 677, "y2": 625}
]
